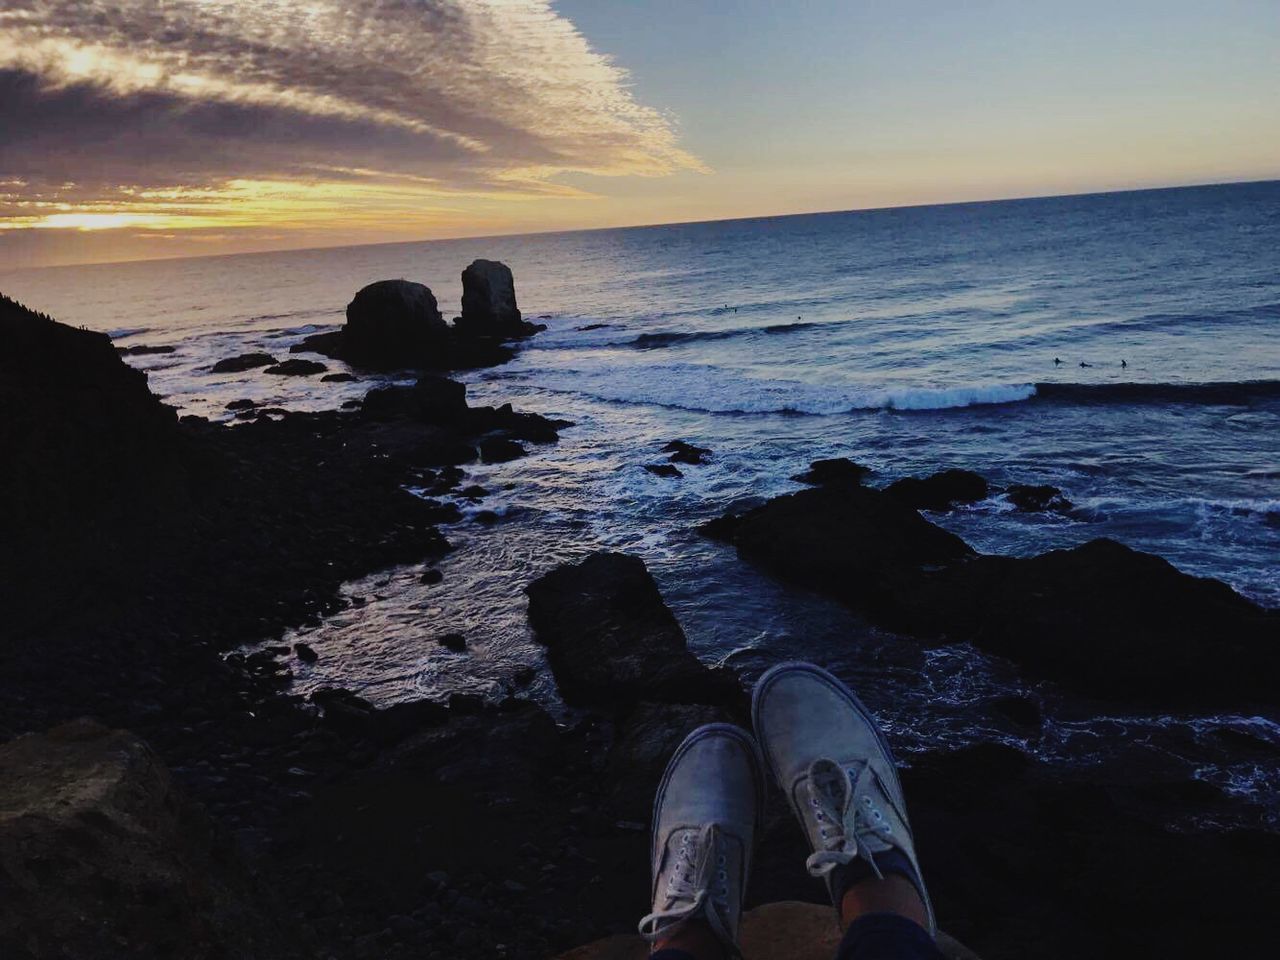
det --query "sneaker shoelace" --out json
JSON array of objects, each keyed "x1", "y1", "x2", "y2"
[
  {"x1": 638, "y1": 822, "x2": 737, "y2": 952},
  {"x1": 804, "y1": 758, "x2": 900, "y2": 880}
]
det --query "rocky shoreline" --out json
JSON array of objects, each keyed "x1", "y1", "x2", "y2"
[{"x1": 2, "y1": 280, "x2": 1277, "y2": 959}]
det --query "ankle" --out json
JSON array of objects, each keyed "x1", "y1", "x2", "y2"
[
  {"x1": 839, "y1": 874, "x2": 929, "y2": 933},
  {"x1": 652, "y1": 918, "x2": 729, "y2": 960}
]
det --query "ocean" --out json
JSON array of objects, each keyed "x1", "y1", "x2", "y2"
[{"x1": 4, "y1": 180, "x2": 1278, "y2": 826}]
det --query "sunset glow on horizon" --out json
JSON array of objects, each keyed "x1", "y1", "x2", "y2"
[{"x1": 2, "y1": 0, "x2": 1277, "y2": 269}]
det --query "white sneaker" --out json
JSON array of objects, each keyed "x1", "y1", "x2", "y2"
[
  {"x1": 752, "y1": 662, "x2": 936, "y2": 935},
  {"x1": 638, "y1": 723, "x2": 764, "y2": 953}
]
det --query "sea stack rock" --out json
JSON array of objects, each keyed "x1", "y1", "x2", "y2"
[
  {"x1": 342, "y1": 279, "x2": 448, "y2": 370},
  {"x1": 458, "y1": 259, "x2": 532, "y2": 338}
]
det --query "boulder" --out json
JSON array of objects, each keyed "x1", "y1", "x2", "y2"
[
  {"x1": 708, "y1": 484, "x2": 974, "y2": 617},
  {"x1": 883, "y1": 538, "x2": 1280, "y2": 705},
  {"x1": 525, "y1": 552, "x2": 745, "y2": 711},
  {"x1": 342, "y1": 279, "x2": 449, "y2": 370},
  {"x1": 0, "y1": 719, "x2": 282, "y2": 958},
  {"x1": 479, "y1": 437, "x2": 525, "y2": 463},
  {"x1": 885, "y1": 469, "x2": 988, "y2": 511},
  {"x1": 264, "y1": 358, "x2": 326, "y2": 376},
  {"x1": 645, "y1": 463, "x2": 683, "y2": 478},
  {"x1": 362, "y1": 375, "x2": 469, "y2": 424},
  {"x1": 211, "y1": 352, "x2": 276, "y2": 373},
  {"x1": 117, "y1": 344, "x2": 175, "y2": 356},
  {"x1": 791, "y1": 457, "x2": 871, "y2": 487},
  {"x1": 457, "y1": 259, "x2": 532, "y2": 338},
  {"x1": 1004, "y1": 483, "x2": 1073, "y2": 513},
  {"x1": 663, "y1": 440, "x2": 712, "y2": 465}
]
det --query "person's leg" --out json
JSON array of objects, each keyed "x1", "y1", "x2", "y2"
[
  {"x1": 638, "y1": 723, "x2": 764, "y2": 960},
  {"x1": 752, "y1": 662, "x2": 946, "y2": 960}
]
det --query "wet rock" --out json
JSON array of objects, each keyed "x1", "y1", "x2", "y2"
[
  {"x1": 707, "y1": 484, "x2": 973, "y2": 614},
  {"x1": 117, "y1": 343, "x2": 176, "y2": 355},
  {"x1": 294, "y1": 642, "x2": 319, "y2": 663},
  {"x1": 887, "y1": 538, "x2": 1280, "y2": 705},
  {"x1": 525, "y1": 552, "x2": 745, "y2": 711},
  {"x1": 662, "y1": 440, "x2": 711, "y2": 465},
  {"x1": 479, "y1": 437, "x2": 525, "y2": 463},
  {"x1": 884, "y1": 468, "x2": 989, "y2": 511},
  {"x1": 362, "y1": 375, "x2": 468, "y2": 424},
  {"x1": 265, "y1": 359, "x2": 327, "y2": 376},
  {"x1": 321, "y1": 372, "x2": 357, "y2": 383},
  {"x1": 212, "y1": 352, "x2": 277, "y2": 373},
  {"x1": 420, "y1": 568, "x2": 443, "y2": 585},
  {"x1": 644, "y1": 463, "x2": 682, "y2": 478},
  {"x1": 437, "y1": 633, "x2": 467, "y2": 653},
  {"x1": 457, "y1": 259, "x2": 540, "y2": 339},
  {"x1": 473, "y1": 509, "x2": 500, "y2": 525},
  {"x1": 225, "y1": 398, "x2": 257, "y2": 411},
  {"x1": 791, "y1": 457, "x2": 871, "y2": 487},
  {"x1": 990, "y1": 694, "x2": 1042, "y2": 730},
  {"x1": 1005, "y1": 483, "x2": 1073, "y2": 513}
]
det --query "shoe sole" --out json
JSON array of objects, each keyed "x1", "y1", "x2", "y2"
[
  {"x1": 751, "y1": 661, "x2": 902, "y2": 815},
  {"x1": 648, "y1": 722, "x2": 766, "y2": 897}
]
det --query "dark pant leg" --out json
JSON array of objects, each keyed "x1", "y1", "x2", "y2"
[
  {"x1": 651, "y1": 951, "x2": 699, "y2": 960},
  {"x1": 836, "y1": 912, "x2": 947, "y2": 960}
]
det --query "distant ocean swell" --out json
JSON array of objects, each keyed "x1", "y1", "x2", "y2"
[{"x1": 521, "y1": 364, "x2": 1280, "y2": 416}]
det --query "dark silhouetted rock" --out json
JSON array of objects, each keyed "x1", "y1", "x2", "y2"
[
  {"x1": 437, "y1": 633, "x2": 467, "y2": 652},
  {"x1": 225, "y1": 398, "x2": 257, "y2": 410},
  {"x1": 883, "y1": 538, "x2": 1280, "y2": 705},
  {"x1": 458, "y1": 259, "x2": 540, "y2": 338},
  {"x1": 264, "y1": 358, "x2": 326, "y2": 376},
  {"x1": 663, "y1": 440, "x2": 712, "y2": 464},
  {"x1": 644, "y1": 463, "x2": 683, "y2": 478},
  {"x1": 479, "y1": 437, "x2": 525, "y2": 463},
  {"x1": 117, "y1": 343, "x2": 175, "y2": 355},
  {"x1": 362, "y1": 375, "x2": 469, "y2": 424},
  {"x1": 792, "y1": 458, "x2": 871, "y2": 487},
  {"x1": 420, "y1": 568, "x2": 443, "y2": 585},
  {"x1": 990, "y1": 694, "x2": 1042, "y2": 730},
  {"x1": 525, "y1": 552, "x2": 745, "y2": 711},
  {"x1": 710, "y1": 484, "x2": 973, "y2": 617},
  {"x1": 294, "y1": 642, "x2": 319, "y2": 663},
  {"x1": 212, "y1": 352, "x2": 276, "y2": 373},
  {"x1": 0, "y1": 720, "x2": 283, "y2": 958},
  {"x1": 321, "y1": 372, "x2": 357, "y2": 383},
  {"x1": 1005, "y1": 483, "x2": 1073, "y2": 513},
  {"x1": 342, "y1": 279, "x2": 448, "y2": 369},
  {"x1": 885, "y1": 469, "x2": 989, "y2": 511}
]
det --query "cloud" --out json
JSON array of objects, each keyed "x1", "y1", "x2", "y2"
[{"x1": 0, "y1": 0, "x2": 704, "y2": 258}]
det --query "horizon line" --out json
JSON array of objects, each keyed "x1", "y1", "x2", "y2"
[{"x1": 3, "y1": 176, "x2": 1277, "y2": 276}]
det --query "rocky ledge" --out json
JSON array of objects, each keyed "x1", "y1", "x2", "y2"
[{"x1": 702, "y1": 461, "x2": 1279, "y2": 707}]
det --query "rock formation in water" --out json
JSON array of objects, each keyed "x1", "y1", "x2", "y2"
[
  {"x1": 293, "y1": 264, "x2": 543, "y2": 371},
  {"x1": 526, "y1": 551, "x2": 744, "y2": 711},
  {"x1": 457, "y1": 258, "x2": 539, "y2": 338},
  {"x1": 702, "y1": 466, "x2": 1280, "y2": 706}
]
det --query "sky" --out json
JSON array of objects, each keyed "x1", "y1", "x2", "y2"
[{"x1": 1, "y1": 0, "x2": 1277, "y2": 269}]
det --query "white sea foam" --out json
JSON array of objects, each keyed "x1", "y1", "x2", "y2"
[{"x1": 523, "y1": 362, "x2": 1037, "y2": 414}]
